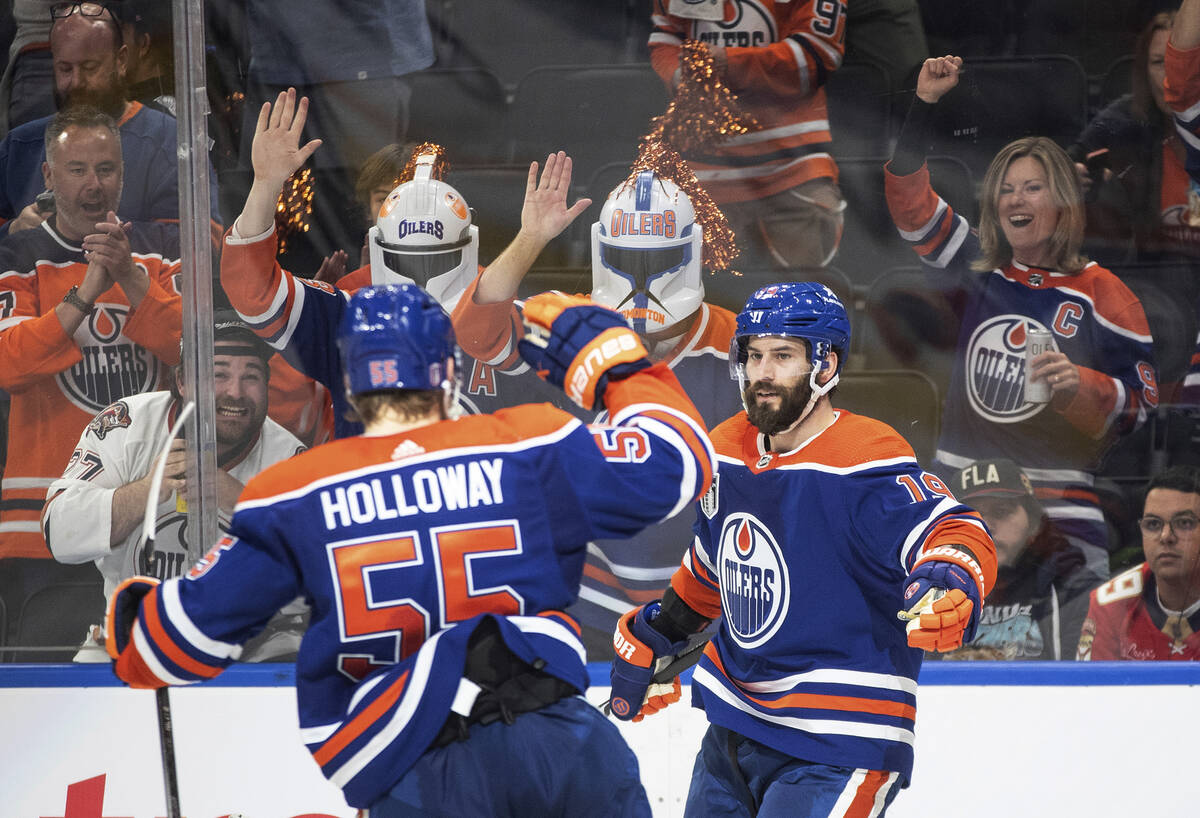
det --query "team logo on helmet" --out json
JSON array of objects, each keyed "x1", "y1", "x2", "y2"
[
  {"x1": 718, "y1": 513, "x2": 789, "y2": 648},
  {"x1": 964, "y1": 315, "x2": 1051, "y2": 423},
  {"x1": 59, "y1": 306, "x2": 160, "y2": 415},
  {"x1": 87, "y1": 400, "x2": 132, "y2": 440}
]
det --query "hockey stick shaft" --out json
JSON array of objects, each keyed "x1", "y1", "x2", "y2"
[{"x1": 141, "y1": 399, "x2": 193, "y2": 818}]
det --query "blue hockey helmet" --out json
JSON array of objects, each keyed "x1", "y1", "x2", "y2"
[
  {"x1": 730, "y1": 282, "x2": 851, "y2": 380},
  {"x1": 337, "y1": 284, "x2": 461, "y2": 399}
]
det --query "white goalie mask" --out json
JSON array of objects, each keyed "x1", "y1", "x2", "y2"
[
  {"x1": 367, "y1": 153, "x2": 479, "y2": 310},
  {"x1": 591, "y1": 171, "x2": 704, "y2": 336}
]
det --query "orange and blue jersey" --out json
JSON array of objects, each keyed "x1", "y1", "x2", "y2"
[
  {"x1": 670, "y1": 410, "x2": 994, "y2": 783},
  {"x1": 885, "y1": 163, "x2": 1158, "y2": 552},
  {"x1": 107, "y1": 361, "x2": 714, "y2": 807}
]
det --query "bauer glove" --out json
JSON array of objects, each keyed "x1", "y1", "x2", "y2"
[
  {"x1": 609, "y1": 602, "x2": 687, "y2": 722},
  {"x1": 518, "y1": 292, "x2": 651, "y2": 411},
  {"x1": 898, "y1": 561, "x2": 982, "y2": 652}
]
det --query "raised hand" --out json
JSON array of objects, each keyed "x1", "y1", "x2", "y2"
[
  {"x1": 916, "y1": 55, "x2": 963, "y2": 105},
  {"x1": 251, "y1": 88, "x2": 323, "y2": 191},
  {"x1": 520, "y1": 151, "x2": 592, "y2": 246}
]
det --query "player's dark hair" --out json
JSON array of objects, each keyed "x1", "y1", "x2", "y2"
[
  {"x1": 347, "y1": 389, "x2": 444, "y2": 426},
  {"x1": 44, "y1": 106, "x2": 121, "y2": 163},
  {"x1": 1146, "y1": 465, "x2": 1200, "y2": 500}
]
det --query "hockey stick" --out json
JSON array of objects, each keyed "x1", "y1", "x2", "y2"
[
  {"x1": 140, "y1": 399, "x2": 194, "y2": 818},
  {"x1": 601, "y1": 635, "x2": 711, "y2": 716}
]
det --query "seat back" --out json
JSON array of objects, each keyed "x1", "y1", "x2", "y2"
[
  {"x1": 836, "y1": 369, "x2": 941, "y2": 464},
  {"x1": 407, "y1": 68, "x2": 513, "y2": 166},
  {"x1": 11, "y1": 580, "x2": 106, "y2": 663}
]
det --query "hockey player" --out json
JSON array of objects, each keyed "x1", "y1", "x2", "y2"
[
  {"x1": 608, "y1": 282, "x2": 997, "y2": 816},
  {"x1": 885, "y1": 55, "x2": 1158, "y2": 563},
  {"x1": 453, "y1": 168, "x2": 743, "y2": 654},
  {"x1": 105, "y1": 284, "x2": 715, "y2": 815},
  {"x1": 1077, "y1": 465, "x2": 1200, "y2": 661},
  {"x1": 220, "y1": 87, "x2": 588, "y2": 438}
]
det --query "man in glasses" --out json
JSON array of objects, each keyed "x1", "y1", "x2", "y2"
[
  {"x1": 1077, "y1": 465, "x2": 1200, "y2": 660},
  {"x1": 0, "y1": 1, "x2": 221, "y2": 238}
]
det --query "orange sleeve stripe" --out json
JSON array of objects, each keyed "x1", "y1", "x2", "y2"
[
  {"x1": 671, "y1": 567, "x2": 722, "y2": 620},
  {"x1": 706, "y1": 649, "x2": 916, "y2": 721},
  {"x1": 538, "y1": 610, "x2": 582, "y2": 638},
  {"x1": 115, "y1": 640, "x2": 170, "y2": 689},
  {"x1": 141, "y1": 589, "x2": 224, "y2": 679},
  {"x1": 313, "y1": 668, "x2": 411, "y2": 767},
  {"x1": 639, "y1": 408, "x2": 714, "y2": 499}
]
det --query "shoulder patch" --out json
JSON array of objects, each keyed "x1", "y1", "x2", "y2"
[
  {"x1": 87, "y1": 401, "x2": 132, "y2": 440},
  {"x1": 700, "y1": 471, "x2": 720, "y2": 518}
]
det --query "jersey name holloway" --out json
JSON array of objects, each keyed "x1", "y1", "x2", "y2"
[{"x1": 718, "y1": 512, "x2": 789, "y2": 648}]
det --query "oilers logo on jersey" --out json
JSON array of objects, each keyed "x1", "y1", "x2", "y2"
[
  {"x1": 693, "y1": 1, "x2": 776, "y2": 49},
  {"x1": 718, "y1": 512, "x2": 790, "y2": 648},
  {"x1": 964, "y1": 315, "x2": 1055, "y2": 423},
  {"x1": 58, "y1": 305, "x2": 160, "y2": 414}
]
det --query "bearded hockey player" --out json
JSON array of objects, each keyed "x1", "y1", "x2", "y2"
[
  {"x1": 608, "y1": 282, "x2": 997, "y2": 816},
  {"x1": 105, "y1": 284, "x2": 714, "y2": 815}
]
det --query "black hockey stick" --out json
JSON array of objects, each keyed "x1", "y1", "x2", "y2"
[
  {"x1": 140, "y1": 400, "x2": 194, "y2": 818},
  {"x1": 601, "y1": 636, "x2": 711, "y2": 716}
]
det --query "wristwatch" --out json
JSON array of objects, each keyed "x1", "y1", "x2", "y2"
[{"x1": 62, "y1": 285, "x2": 95, "y2": 316}]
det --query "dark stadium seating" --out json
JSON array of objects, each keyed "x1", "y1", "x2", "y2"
[
  {"x1": 836, "y1": 369, "x2": 941, "y2": 463},
  {"x1": 827, "y1": 60, "x2": 894, "y2": 159},
  {"x1": 406, "y1": 68, "x2": 513, "y2": 166},
  {"x1": 10, "y1": 581, "x2": 105, "y2": 663}
]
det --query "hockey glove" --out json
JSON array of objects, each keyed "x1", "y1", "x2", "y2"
[
  {"x1": 518, "y1": 292, "x2": 651, "y2": 411},
  {"x1": 610, "y1": 602, "x2": 687, "y2": 722},
  {"x1": 898, "y1": 561, "x2": 981, "y2": 652}
]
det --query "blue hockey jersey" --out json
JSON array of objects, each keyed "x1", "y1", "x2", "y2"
[
  {"x1": 672, "y1": 409, "x2": 995, "y2": 783},
  {"x1": 107, "y1": 362, "x2": 714, "y2": 807},
  {"x1": 885, "y1": 165, "x2": 1158, "y2": 550}
]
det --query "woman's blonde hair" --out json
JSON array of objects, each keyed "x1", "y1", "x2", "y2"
[{"x1": 973, "y1": 136, "x2": 1089, "y2": 274}]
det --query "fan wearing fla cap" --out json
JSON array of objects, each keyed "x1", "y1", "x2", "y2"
[
  {"x1": 943, "y1": 457, "x2": 1105, "y2": 661},
  {"x1": 42, "y1": 310, "x2": 306, "y2": 612}
]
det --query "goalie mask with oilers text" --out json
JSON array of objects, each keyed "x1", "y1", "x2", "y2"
[
  {"x1": 591, "y1": 170, "x2": 704, "y2": 336},
  {"x1": 731, "y1": 282, "x2": 851, "y2": 423},
  {"x1": 368, "y1": 153, "x2": 479, "y2": 310},
  {"x1": 336, "y1": 284, "x2": 462, "y2": 412}
]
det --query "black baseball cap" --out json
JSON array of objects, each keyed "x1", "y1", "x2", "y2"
[{"x1": 950, "y1": 458, "x2": 1035, "y2": 501}]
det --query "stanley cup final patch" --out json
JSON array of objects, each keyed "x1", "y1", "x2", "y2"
[{"x1": 700, "y1": 472, "x2": 720, "y2": 519}]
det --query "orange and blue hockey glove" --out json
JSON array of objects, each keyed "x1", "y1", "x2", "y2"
[
  {"x1": 518, "y1": 292, "x2": 651, "y2": 411},
  {"x1": 609, "y1": 602, "x2": 687, "y2": 722},
  {"x1": 898, "y1": 561, "x2": 981, "y2": 652}
]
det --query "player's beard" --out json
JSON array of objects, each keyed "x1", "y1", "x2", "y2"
[
  {"x1": 54, "y1": 70, "x2": 127, "y2": 119},
  {"x1": 743, "y1": 377, "x2": 813, "y2": 435}
]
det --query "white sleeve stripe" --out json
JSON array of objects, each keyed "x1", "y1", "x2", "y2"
[
  {"x1": 795, "y1": 32, "x2": 842, "y2": 68},
  {"x1": 784, "y1": 39, "x2": 812, "y2": 94},
  {"x1": 1176, "y1": 120, "x2": 1200, "y2": 150},
  {"x1": 234, "y1": 268, "x2": 292, "y2": 326},
  {"x1": 693, "y1": 667, "x2": 916, "y2": 745},
  {"x1": 577, "y1": 584, "x2": 640, "y2": 614},
  {"x1": 328, "y1": 629, "x2": 444, "y2": 787},
  {"x1": 691, "y1": 534, "x2": 719, "y2": 577},
  {"x1": 930, "y1": 218, "x2": 971, "y2": 268},
  {"x1": 628, "y1": 415, "x2": 699, "y2": 521},
  {"x1": 585, "y1": 542, "x2": 678, "y2": 580},
  {"x1": 1174, "y1": 96, "x2": 1200, "y2": 122},
  {"x1": 299, "y1": 722, "x2": 341, "y2": 744},
  {"x1": 273, "y1": 278, "x2": 313, "y2": 350},
  {"x1": 1100, "y1": 378, "x2": 1127, "y2": 435},
  {"x1": 161, "y1": 580, "x2": 242, "y2": 661},
  {"x1": 610, "y1": 401, "x2": 716, "y2": 467},
  {"x1": 132, "y1": 620, "x2": 194, "y2": 686},
  {"x1": 648, "y1": 32, "x2": 681, "y2": 46},
  {"x1": 0, "y1": 315, "x2": 32, "y2": 331},
  {"x1": 896, "y1": 198, "x2": 949, "y2": 242},
  {"x1": 897, "y1": 496, "x2": 963, "y2": 570},
  {"x1": 510, "y1": 615, "x2": 587, "y2": 666}
]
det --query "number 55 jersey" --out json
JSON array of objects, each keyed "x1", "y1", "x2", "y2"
[{"x1": 108, "y1": 363, "x2": 713, "y2": 808}]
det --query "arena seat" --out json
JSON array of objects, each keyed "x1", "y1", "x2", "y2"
[
  {"x1": 836, "y1": 369, "x2": 941, "y2": 463},
  {"x1": 511, "y1": 64, "x2": 669, "y2": 182},
  {"x1": 11, "y1": 580, "x2": 105, "y2": 663},
  {"x1": 827, "y1": 60, "x2": 893, "y2": 159},
  {"x1": 406, "y1": 68, "x2": 512, "y2": 166}
]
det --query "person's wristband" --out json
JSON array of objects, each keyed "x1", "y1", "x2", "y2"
[{"x1": 62, "y1": 285, "x2": 96, "y2": 316}]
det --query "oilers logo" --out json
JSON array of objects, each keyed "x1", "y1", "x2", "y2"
[
  {"x1": 964, "y1": 315, "x2": 1050, "y2": 423},
  {"x1": 693, "y1": 1, "x2": 776, "y2": 48},
  {"x1": 127, "y1": 509, "x2": 190, "y2": 581},
  {"x1": 58, "y1": 304, "x2": 160, "y2": 414},
  {"x1": 718, "y1": 513, "x2": 789, "y2": 648}
]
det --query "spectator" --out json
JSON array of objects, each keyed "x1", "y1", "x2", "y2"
[
  {"x1": 453, "y1": 162, "x2": 746, "y2": 655},
  {"x1": 0, "y1": 1, "x2": 57, "y2": 135},
  {"x1": 43, "y1": 310, "x2": 308, "y2": 661},
  {"x1": 1071, "y1": 10, "x2": 1200, "y2": 263},
  {"x1": 118, "y1": 0, "x2": 175, "y2": 116},
  {"x1": 221, "y1": 90, "x2": 586, "y2": 439},
  {"x1": 886, "y1": 56, "x2": 1158, "y2": 565},
  {"x1": 945, "y1": 457, "x2": 1105, "y2": 660},
  {"x1": 0, "y1": 1, "x2": 221, "y2": 238},
  {"x1": 1077, "y1": 465, "x2": 1200, "y2": 660},
  {"x1": 0, "y1": 106, "x2": 182, "y2": 639},
  {"x1": 648, "y1": 1, "x2": 847, "y2": 269},
  {"x1": 845, "y1": 0, "x2": 929, "y2": 95}
]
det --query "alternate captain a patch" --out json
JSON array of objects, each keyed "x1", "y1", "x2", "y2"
[{"x1": 87, "y1": 400, "x2": 132, "y2": 440}]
